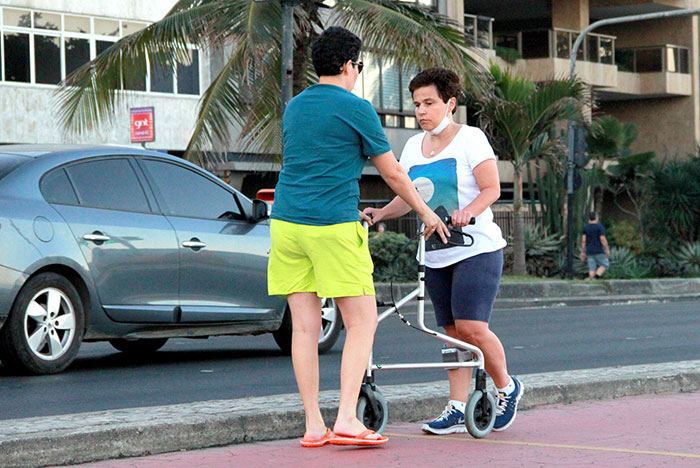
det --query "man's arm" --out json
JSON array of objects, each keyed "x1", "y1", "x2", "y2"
[
  {"x1": 580, "y1": 234, "x2": 587, "y2": 260},
  {"x1": 370, "y1": 151, "x2": 449, "y2": 242},
  {"x1": 600, "y1": 235, "x2": 610, "y2": 258}
]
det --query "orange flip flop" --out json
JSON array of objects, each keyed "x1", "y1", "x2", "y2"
[
  {"x1": 300, "y1": 428, "x2": 335, "y2": 447},
  {"x1": 329, "y1": 429, "x2": 388, "y2": 446}
]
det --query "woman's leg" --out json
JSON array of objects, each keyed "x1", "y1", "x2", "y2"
[
  {"x1": 453, "y1": 319, "x2": 510, "y2": 388},
  {"x1": 287, "y1": 291, "x2": 326, "y2": 440},
  {"x1": 443, "y1": 324, "x2": 472, "y2": 402},
  {"x1": 332, "y1": 294, "x2": 381, "y2": 437}
]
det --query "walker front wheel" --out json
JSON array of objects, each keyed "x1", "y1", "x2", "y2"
[
  {"x1": 356, "y1": 386, "x2": 388, "y2": 434},
  {"x1": 465, "y1": 390, "x2": 496, "y2": 438}
]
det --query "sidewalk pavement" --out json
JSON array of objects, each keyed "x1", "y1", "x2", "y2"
[
  {"x1": 3, "y1": 360, "x2": 700, "y2": 468},
  {"x1": 375, "y1": 277, "x2": 700, "y2": 310},
  {"x1": 58, "y1": 391, "x2": 700, "y2": 468}
]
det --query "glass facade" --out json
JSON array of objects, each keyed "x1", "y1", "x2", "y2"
[
  {"x1": 0, "y1": 6, "x2": 200, "y2": 95},
  {"x1": 615, "y1": 45, "x2": 690, "y2": 74}
]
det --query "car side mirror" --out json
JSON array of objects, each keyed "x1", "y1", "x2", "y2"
[{"x1": 252, "y1": 199, "x2": 270, "y2": 222}]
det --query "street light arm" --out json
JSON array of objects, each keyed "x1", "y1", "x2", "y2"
[{"x1": 570, "y1": 8, "x2": 700, "y2": 76}]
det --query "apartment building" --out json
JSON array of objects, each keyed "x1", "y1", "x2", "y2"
[
  {"x1": 0, "y1": 0, "x2": 697, "y2": 199},
  {"x1": 461, "y1": 0, "x2": 699, "y2": 159}
]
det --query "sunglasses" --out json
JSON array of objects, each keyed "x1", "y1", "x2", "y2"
[{"x1": 351, "y1": 61, "x2": 364, "y2": 73}]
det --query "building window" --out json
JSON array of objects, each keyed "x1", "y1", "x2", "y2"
[
  {"x1": 615, "y1": 45, "x2": 690, "y2": 74},
  {"x1": 34, "y1": 34, "x2": 61, "y2": 84},
  {"x1": 353, "y1": 53, "x2": 417, "y2": 128},
  {"x1": 65, "y1": 37, "x2": 90, "y2": 76},
  {"x1": 0, "y1": 6, "x2": 201, "y2": 95},
  {"x1": 3, "y1": 32, "x2": 30, "y2": 82},
  {"x1": 150, "y1": 57, "x2": 174, "y2": 93},
  {"x1": 176, "y1": 49, "x2": 199, "y2": 95}
]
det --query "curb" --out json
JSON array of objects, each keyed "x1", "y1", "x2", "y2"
[
  {"x1": 375, "y1": 278, "x2": 700, "y2": 309},
  {"x1": 2, "y1": 360, "x2": 699, "y2": 467}
]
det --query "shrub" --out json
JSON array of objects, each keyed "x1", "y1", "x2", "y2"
[
  {"x1": 607, "y1": 246, "x2": 652, "y2": 279},
  {"x1": 368, "y1": 231, "x2": 418, "y2": 282},
  {"x1": 523, "y1": 224, "x2": 562, "y2": 277},
  {"x1": 495, "y1": 46, "x2": 521, "y2": 64},
  {"x1": 608, "y1": 220, "x2": 642, "y2": 254},
  {"x1": 673, "y1": 242, "x2": 700, "y2": 276}
]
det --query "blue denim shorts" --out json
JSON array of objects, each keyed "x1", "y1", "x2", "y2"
[
  {"x1": 587, "y1": 253, "x2": 610, "y2": 271},
  {"x1": 424, "y1": 249, "x2": 503, "y2": 326}
]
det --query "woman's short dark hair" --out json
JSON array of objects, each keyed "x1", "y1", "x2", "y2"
[
  {"x1": 311, "y1": 26, "x2": 362, "y2": 77},
  {"x1": 409, "y1": 67, "x2": 462, "y2": 114}
]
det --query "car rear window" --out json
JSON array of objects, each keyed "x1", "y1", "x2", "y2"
[{"x1": 0, "y1": 153, "x2": 30, "y2": 180}]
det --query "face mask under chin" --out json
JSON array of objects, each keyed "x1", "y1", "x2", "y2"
[{"x1": 428, "y1": 102, "x2": 453, "y2": 135}]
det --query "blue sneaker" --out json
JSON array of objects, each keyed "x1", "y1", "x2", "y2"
[
  {"x1": 493, "y1": 376, "x2": 524, "y2": 431},
  {"x1": 421, "y1": 403, "x2": 466, "y2": 434}
]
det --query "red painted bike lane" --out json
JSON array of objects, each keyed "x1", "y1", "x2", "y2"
[{"x1": 69, "y1": 391, "x2": 700, "y2": 468}]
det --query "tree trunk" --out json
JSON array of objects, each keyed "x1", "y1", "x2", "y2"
[
  {"x1": 512, "y1": 167, "x2": 527, "y2": 276},
  {"x1": 292, "y1": 4, "x2": 319, "y2": 96}
]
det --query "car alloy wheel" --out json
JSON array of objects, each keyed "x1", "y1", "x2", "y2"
[{"x1": 23, "y1": 287, "x2": 76, "y2": 361}]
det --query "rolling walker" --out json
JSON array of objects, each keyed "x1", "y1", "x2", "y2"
[{"x1": 356, "y1": 212, "x2": 497, "y2": 438}]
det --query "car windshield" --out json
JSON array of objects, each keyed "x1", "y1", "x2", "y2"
[{"x1": 0, "y1": 153, "x2": 30, "y2": 180}]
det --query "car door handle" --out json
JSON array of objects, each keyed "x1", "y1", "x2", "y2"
[
  {"x1": 83, "y1": 233, "x2": 111, "y2": 243},
  {"x1": 183, "y1": 239, "x2": 206, "y2": 249}
]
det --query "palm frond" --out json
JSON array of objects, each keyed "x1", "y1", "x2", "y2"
[{"x1": 330, "y1": 0, "x2": 482, "y2": 86}]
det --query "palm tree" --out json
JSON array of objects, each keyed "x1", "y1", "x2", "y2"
[
  {"x1": 585, "y1": 115, "x2": 639, "y2": 214},
  {"x1": 56, "y1": 0, "x2": 482, "y2": 166},
  {"x1": 473, "y1": 64, "x2": 586, "y2": 276}
]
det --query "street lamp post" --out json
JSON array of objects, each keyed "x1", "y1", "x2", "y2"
[{"x1": 565, "y1": 7, "x2": 700, "y2": 279}]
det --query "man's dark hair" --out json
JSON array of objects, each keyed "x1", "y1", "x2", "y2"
[
  {"x1": 311, "y1": 26, "x2": 361, "y2": 77},
  {"x1": 589, "y1": 211, "x2": 598, "y2": 220},
  {"x1": 409, "y1": 67, "x2": 462, "y2": 114}
]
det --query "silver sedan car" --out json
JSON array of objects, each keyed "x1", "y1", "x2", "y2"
[{"x1": 0, "y1": 145, "x2": 342, "y2": 375}]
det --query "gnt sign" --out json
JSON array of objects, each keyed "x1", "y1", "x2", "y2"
[{"x1": 130, "y1": 107, "x2": 155, "y2": 143}]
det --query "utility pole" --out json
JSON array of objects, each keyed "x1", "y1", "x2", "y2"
[{"x1": 565, "y1": 7, "x2": 700, "y2": 279}]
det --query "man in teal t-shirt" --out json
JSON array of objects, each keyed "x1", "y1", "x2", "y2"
[
  {"x1": 267, "y1": 26, "x2": 446, "y2": 448},
  {"x1": 272, "y1": 84, "x2": 390, "y2": 225}
]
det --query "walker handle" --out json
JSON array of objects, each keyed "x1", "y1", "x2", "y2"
[{"x1": 443, "y1": 215, "x2": 476, "y2": 227}]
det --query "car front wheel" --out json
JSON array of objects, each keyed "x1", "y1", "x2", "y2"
[{"x1": 0, "y1": 273, "x2": 85, "y2": 375}]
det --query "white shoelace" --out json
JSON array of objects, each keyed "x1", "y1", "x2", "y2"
[
  {"x1": 495, "y1": 392, "x2": 511, "y2": 416},
  {"x1": 436, "y1": 404, "x2": 458, "y2": 421}
]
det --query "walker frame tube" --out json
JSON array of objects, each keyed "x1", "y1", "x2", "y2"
[{"x1": 366, "y1": 232, "x2": 485, "y2": 379}]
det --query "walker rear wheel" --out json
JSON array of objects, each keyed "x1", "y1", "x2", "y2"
[
  {"x1": 465, "y1": 390, "x2": 496, "y2": 438},
  {"x1": 356, "y1": 386, "x2": 388, "y2": 434}
]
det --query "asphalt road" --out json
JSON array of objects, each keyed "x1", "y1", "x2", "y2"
[{"x1": 1, "y1": 301, "x2": 699, "y2": 421}]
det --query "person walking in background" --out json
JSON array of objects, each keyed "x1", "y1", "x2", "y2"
[
  {"x1": 364, "y1": 67, "x2": 523, "y2": 435},
  {"x1": 268, "y1": 27, "x2": 448, "y2": 448},
  {"x1": 581, "y1": 211, "x2": 610, "y2": 279}
]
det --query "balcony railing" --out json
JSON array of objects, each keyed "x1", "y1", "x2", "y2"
[
  {"x1": 616, "y1": 45, "x2": 690, "y2": 74},
  {"x1": 464, "y1": 13, "x2": 493, "y2": 49},
  {"x1": 495, "y1": 28, "x2": 616, "y2": 64}
]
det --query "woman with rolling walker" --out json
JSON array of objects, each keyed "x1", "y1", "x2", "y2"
[{"x1": 364, "y1": 67, "x2": 523, "y2": 435}]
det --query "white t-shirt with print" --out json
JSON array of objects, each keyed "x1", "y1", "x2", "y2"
[{"x1": 399, "y1": 125, "x2": 507, "y2": 269}]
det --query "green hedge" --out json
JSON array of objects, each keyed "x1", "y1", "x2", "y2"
[{"x1": 368, "y1": 231, "x2": 418, "y2": 282}]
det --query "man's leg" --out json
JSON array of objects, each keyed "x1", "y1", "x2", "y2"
[
  {"x1": 332, "y1": 295, "x2": 382, "y2": 438},
  {"x1": 287, "y1": 292, "x2": 326, "y2": 440}
]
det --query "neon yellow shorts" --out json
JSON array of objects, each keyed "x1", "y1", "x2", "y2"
[{"x1": 268, "y1": 219, "x2": 375, "y2": 298}]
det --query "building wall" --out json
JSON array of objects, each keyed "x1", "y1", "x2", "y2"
[
  {"x1": 0, "y1": 0, "x2": 204, "y2": 151},
  {"x1": 597, "y1": 15, "x2": 700, "y2": 157}
]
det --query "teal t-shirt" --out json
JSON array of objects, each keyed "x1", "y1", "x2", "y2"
[{"x1": 271, "y1": 84, "x2": 390, "y2": 226}]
